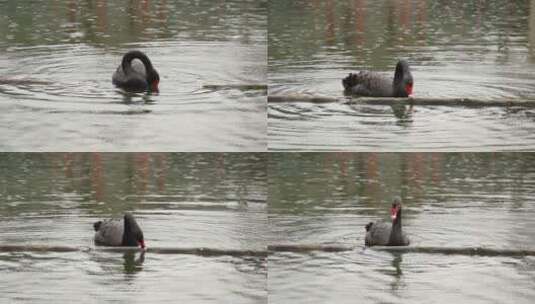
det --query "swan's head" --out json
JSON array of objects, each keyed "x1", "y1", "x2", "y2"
[
  {"x1": 124, "y1": 213, "x2": 145, "y2": 249},
  {"x1": 147, "y1": 69, "x2": 160, "y2": 92},
  {"x1": 391, "y1": 198, "x2": 402, "y2": 221},
  {"x1": 394, "y1": 60, "x2": 413, "y2": 97}
]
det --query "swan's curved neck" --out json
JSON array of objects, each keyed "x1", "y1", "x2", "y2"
[
  {"x1": 122, "y1": 217, "x2": 138, "y2": 246},
  {"x1": 389, "y1": 207, "x2": 403, "y2": 244},
  {"x1": 393, "y1": 62, "x2": 406, "y2": 85},
  {"x1": 122, "y1": 51, "x2": 154, "y2": 72},
  {"x1": 395, "y1": 207, "x2": 402, "y2": 227}
]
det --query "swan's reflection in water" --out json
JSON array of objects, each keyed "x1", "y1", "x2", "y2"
[
  {"x1": 119, "y1": 91, "x2": 157, "y2": 105},
  {"x1": 391, "y1": 104, "x2": 413, "y2": 123},
  {"x1": 389, "y1": 253, "x2": 405, "y2": 293},
  {"x1": 88, "y1": 249, "x2": 146, "y2": 283},
  {"x1": 376, "y1": 252, "x2": 405, "y2": 292},
  {"x1": 123, "y1": 251, "x2": 145, "y2": 274},
  {"x1": 391, "y1": 253, "x2": 403, "y2": 278}
]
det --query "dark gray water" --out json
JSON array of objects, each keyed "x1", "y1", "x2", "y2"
[
  {"x1": 0, "y1": 0, "x2": 267, "y2": 151},
  {"x1": 268, "y1": 153, "x2": 535, "y2": 303},
  {"x1": 0, "y1": 153, "x2": 267, "y2": 303},
  {"x1": 268, "y1": 0, "x2": 535, "y2": 151}
]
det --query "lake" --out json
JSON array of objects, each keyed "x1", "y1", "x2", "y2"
[
  {"x1": 268, "y1": 0, "x2": 535, "y2": 151},
  {"x1": 268, "y1": 152, "x2": 535, "y2": 303},
  {"x1": 0, "y1": 0, "x2": 267, "y2": 151},
  {"x1": 0, "y1": 153, "x2": 267, "y2": 303}
]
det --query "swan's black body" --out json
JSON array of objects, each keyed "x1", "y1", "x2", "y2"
[
  {"x1": 112, "y1": 50, "x2": 159, "y2": 92},
  {"x1": 343, "y1": 60, "x2": 413, "y2": 97},
  {"x1": 94, "y1": 213, "x2": 145, "y2": 248},
  {"x1": 365, "y1": 198, "x2": 409, "y2": 246}
]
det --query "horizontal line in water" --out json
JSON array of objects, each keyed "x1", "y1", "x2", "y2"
[
  {"x1": 268, "y1": 95, "x2": 535, "y2": 107},
  {"x1": 268, "y1": 244, "x2": 535, "y2": 257},
  {"x1": 269, "y1": 244, "x2": 354, "y2": 252},
  {"x1": 0, "y1": 245, "x2": 267, "y2": 257},
  {"x1": 202, "y1": 84, "x2": 267, "y2": 91},
  {"x1": 4, "y1": 244, "x2": 534, "y2": 257}
]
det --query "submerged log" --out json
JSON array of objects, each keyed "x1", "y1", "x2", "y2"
[
  {"x1": 371, "y1": 246, "x2": 535, "y2": 257},
  {"x1": 0, "y1": 77, "x2": 52, "y2": 86},
  {"x1": 0, "y1": 245, "x2": 79, "y2": 252},
  {"x1": 268, "y1": 244, "x2": 535, "y2": 257},
  {"x1": 268, "y1": 94, "x2": 535, "y2": 107},
  {"x1": 4, "y1": 244, "x2": 534, "y2": 257},
  {"x1": 0, "y1": 245, "x2": 267, "y2": 257},
  {"x1": 268, "y1": 244, "x2": 354, "y2": 253},
  {"x1": 98, "y1": 247, "x2": 268, "y2": 257},
  {"x1": 268, "y1": 94, "x2": 338, "y2": 103},
  {"x1": 202, "y1": 84, "x2": 267, "y2": 91},
  {"x1": 348, "y1": 97, "x2": 535, "y2": 107}
]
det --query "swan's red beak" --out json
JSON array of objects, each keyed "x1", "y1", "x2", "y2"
[
  {"x1": 151, "y1": 80, "x2": 159, "y2": 92},
  {"x1": 391, "y1": 205, "x2": 399, "y2": 221},
  {"x1": 405, "y1": 83, "x2": 413, "y2": 96},
  {"x1": 138, "y1": 240, "x2": 145, "y2": 249}
]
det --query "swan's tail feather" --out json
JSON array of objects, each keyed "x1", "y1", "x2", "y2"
[
  {"x1": 93, "y1": 221, "x2": 102, "y2": 231},
  {"x1": 342, "y1": 73, "x2": 358, "y2": 91}
]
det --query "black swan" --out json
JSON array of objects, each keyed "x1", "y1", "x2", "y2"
[
  {"x1": 93, "y1": 213, "x2": 145, "y2": 248},
  {"x1": 112, "y1": 50, "x2": 159, "y2": 92},
  {"x1": 342, "y1": 60, "x2": 413, "y2": 97},
  {"x1": 365, "y1": 198, "x2": 409, "y2": 246}
]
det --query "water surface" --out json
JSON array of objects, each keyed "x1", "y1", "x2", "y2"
[
  {"x1": 268, "y1": 0, "x2": 535, "y2": 151},
  {"x1": 0, "y1": 0, "x2": 267, "y2": 151},
  {"x1": 0, "y1": 153, "x2": 267, "y2": 303},
  {"x1": 268, "y1": 153, "x2": 535, "y2": 303}
]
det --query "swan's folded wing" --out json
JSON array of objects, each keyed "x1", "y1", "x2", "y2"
[
  {"x1": 344, "y1": 71, "x2": 394, "y2": 97},
  {"x1": 366, "y1": 221, "x2": 392, "y2": 246},
  {"x1": 94, "y1": 219, "x2": 124, "y2": 246}
]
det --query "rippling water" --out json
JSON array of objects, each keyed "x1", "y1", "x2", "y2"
[
  {"x1": 0, "y1": 153, "x2": 267, "y2": 303},
  {"x1": 268, "y1": 0, "x2": 535, "y2": 151},
  {"x1": 0, "y1": 0, "x2": 267, "y2": 151},
  {"x1": 268, "y1": 153, "x2": 535, "y2": 303}
]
